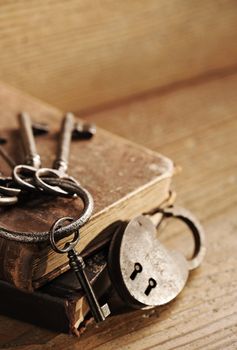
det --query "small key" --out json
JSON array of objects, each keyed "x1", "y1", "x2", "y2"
[
  {"x1": 35, "y1": 113, "x2": 79, "y2": 196},
  {"x1": 49, "y1": 216, "x2": 110, "y2": 323},
  {"x1": 108, "y1": 206, "x2": 206, "y2": 308},
  {"x1": 13, "y1": 112, "x2": 43, "y2": 190}
]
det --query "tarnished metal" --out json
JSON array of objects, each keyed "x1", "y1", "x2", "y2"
[
  {"x1": 160, "y1": 206, "x2": 206, "y2": 270},
  {"x1": 72, "y1": 121, "x2": 96, "y2": 140},
  {"x1": 49, "y1": 216, "x2": 110, "y2": 323},
  {"x1": 49, "y1": 216, "x2": 80, "y2": 254},
  {"x1": 0, "y1": 194, "x2": 18, "y2": 206},
  {"x1": 32, "y1": 122, "x2": 49, "y2": 136},
  {"x1": 18, "y1": 112, "x2": 41, "y2": 169},
  {"x1": 108, "y1": 207, "x2": 206, "y2": 308},
  {"x1": 0, "y1": 178, "x2": 93, "y2": 243},
  {"x1": 0, "y1": 184, "x2": 20, "y2": 197},
  {"x1": 13, "y1": 112, "x2": 42, "y2": 191},
  {"x1": 35, "y1": 113, "x2": 79, "y2": 196}
]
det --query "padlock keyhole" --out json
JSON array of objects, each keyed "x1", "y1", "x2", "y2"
[
  {"x1": 130, "y1": 262, "x2": 143, "y2": 280},
  {"x1": 144, "y1": 278, "x2": 157, "y2": 295}
]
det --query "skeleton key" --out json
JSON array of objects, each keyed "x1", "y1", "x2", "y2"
[
  {"x1": 49, "y1": 216, "x2": 110, "y2": 322},
  {"x1": 35, "y1": 113, "x2": 79, "y2": 196},
  {"x1": 13, "y1": 112, "x2": 43, "y2": 191},
  {"x1": 108, "y1": 206, "x2": 206, "y2": 308},
  {"x1": 0, "y1": 123, "x2": 49, "y2": 199}
]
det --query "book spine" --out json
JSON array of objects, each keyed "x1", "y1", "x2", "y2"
[{"x1": 0, "y1": 239, "x2": 36, "y2": 291}]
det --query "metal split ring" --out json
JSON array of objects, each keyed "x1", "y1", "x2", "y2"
[
  {"x1": 13, "y1": 164, "x2": 39, "y2": 191},
  {"x1": 49, "y1": 216, "x2": 80, "y2": 254}
]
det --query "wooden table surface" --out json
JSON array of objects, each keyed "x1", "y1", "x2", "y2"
[
  {"x1": 1, "y1": 1, "x2": 237, "y2": 111},
  {"x1": 1, "y1": 68, "x2": 237, "y2": 349}
]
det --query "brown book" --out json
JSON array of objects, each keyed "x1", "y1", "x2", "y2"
[
  {"x1": 0, "y1": 250, "x2": 110, "y2": 336},
  {"x1": 0, "y1": 83, "x2": 173, "y2": 291}
]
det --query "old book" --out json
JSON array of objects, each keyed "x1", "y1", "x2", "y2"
[
  {"x1": 0, "y1": 83, "x2": 174, "y2": 291},
  {"x1": 0, "y1": 250, "x2": 110, "y2": 336}
]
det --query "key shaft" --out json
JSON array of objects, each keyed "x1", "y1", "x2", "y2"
[
  {"x1": 19, "y1": 112, "x2": 41, "y2": 169},
  {"x1": 68, "y1": 249, "x2": 108, "y2": 322},
  {"x1": 53, "y1": 112, "x2": 75, "y2": 174}
]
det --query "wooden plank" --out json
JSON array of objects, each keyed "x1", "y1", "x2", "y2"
[
  {"x1": 0, "y1": 1, "x2": 237, "y2": 111},
  {"x1": 1, "y1": 72, "x2": 237, "y2": 348},
  {"x1": 84, "y1": 71, "x2": 237, "y2": 222}
]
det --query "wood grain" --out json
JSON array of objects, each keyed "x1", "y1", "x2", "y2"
[
  {"x1": 1, "y1": 71, "x2": 237, "y2": 348},
  {"x1": 0, "y1": 1, "x2": 237, "y2": 111}
]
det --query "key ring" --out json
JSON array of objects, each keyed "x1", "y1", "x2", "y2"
[
  {"x1": 0, "y1": 177, "x2": 21, "y2": 206},
  {"x1": 0, "y1": 194, "x2": 18, "y2": 206},
  {"x1": 35, "y1": 168, "x2": 79, "y2": 196},
  {"x1": 13, "y1": 164, "x2": 40, "y2": 191},
  {"x1": 49, "y1": 216, "x2": 80, "y2": 254},
  {"x1": 159, "y1": 206, "x2": 206, "y2": 270},
  {"x1": 0, "y1": 178, "x2": 93, "y2": 243}
]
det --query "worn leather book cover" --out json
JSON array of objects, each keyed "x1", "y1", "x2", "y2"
[
  {"x1": 0, "y1": 250, "x2": 110, "y2": 336},
  {"x1": 0, "y1": 83, "x2": 174, "y2": 291}
]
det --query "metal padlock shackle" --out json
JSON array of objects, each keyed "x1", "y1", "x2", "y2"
[
  {"x1": 158, "y1": 206, "x2": 206, "y2": 270},
  {"x1": 48, "y1": 205, "x2": 206, "y2": 266}
]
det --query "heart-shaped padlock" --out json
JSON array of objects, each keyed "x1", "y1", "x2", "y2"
[{"x1": 108, "y1": 206, "x2": 206, "y2": 309}]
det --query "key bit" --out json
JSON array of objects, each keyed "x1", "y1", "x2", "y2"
[
  {"x1": 32, "y1": 122, "x2": 49, "y2": 136},
  {"x1": 72, "y1": 121, "x2": 96, "y2": 140}
]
